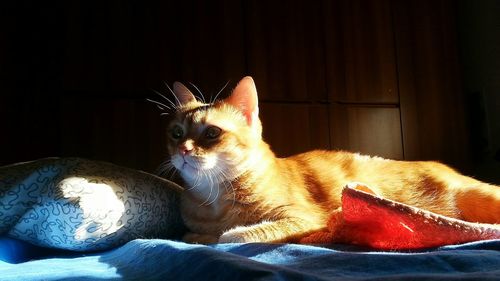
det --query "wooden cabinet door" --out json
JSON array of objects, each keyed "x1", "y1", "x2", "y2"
[
  {"x1": 324, "y1": 0, "x2": 399, "y2": 104},
  {"x1": 323, "y1": 0, "x2": 403, "y2": 160},
  {"x1": 393, "y1": 0, "x2": 469, "y2": 169},
  {"x1": 244, "y1": 1, "x2": 330, "y2": 156},
  {"x1": 174, "y1": 0, "x2": 247, "y2": 93},
  {"x1": 245, "y1": 0, "x2": 327, "y2": 102},
  {"x1": 330, "y1": 105, "x2": 404, "y2": 159},
  {"x1": 59, "y1": 97, "x2": 168, "y2": 172},
  {"x1": 260, "y1": 103, "x2": 331, "y2": 157}
]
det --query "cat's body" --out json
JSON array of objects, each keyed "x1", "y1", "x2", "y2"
[{"x1": 161, "y1": 77, "x2": 500, "y2": 244}]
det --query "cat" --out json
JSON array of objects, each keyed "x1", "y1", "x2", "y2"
[{"x1": 160, "y1": 76, "x2": 500, "y2": 244}]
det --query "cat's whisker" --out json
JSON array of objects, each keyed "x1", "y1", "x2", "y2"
[
  {"x1": 153, "y1": 89, "x2": 175, "y2": 106},
  {"x1": 191, "y1": 174, "x2": 200, "y2": 189},
  {"x1": 156, "y1": 164, "x2": 167, "y2": 176},
  {"x1": 155, "y1": 159, "x2": 171, "y2": 175},
  {"x1": 167, "y1": 168, "x2": 178, "y2": 180},
  {"x1": 228, "y1": 183, "x2": 236, "y2": 210},
  {"x1": 222, "y1": 176, "x2": 236, "y2": 211},
  {"x1": 221, "y1": 172, "x2": 236, "y2": 209},
  {"x1": 211, "y1": 80, "x2": 229, "y2": 104},
  {"x1": 220, "y1": 178, "x2": 234, "y2": 200},
  {"x1": 184, "y1": 171, "x2": 200, "y2": 191},
  {"x1": 205, "y1": 171, "x2": 221, "y2": 206},
  {"x1": 184, "y1": 162, "x2": 203, "y2": 191},
  {"x1": 210, "y1": 165, "x2": 236, "y2": 210},
  {"x1": 164, "y1": 82, "x2": 182, "y2": 106},
  {"x1": 146, "y1": 98, "x2": 172, "y2": 110},
  {"x1": 208, "y1": 170, "x2": 220, "y2": 205},
  {"x1": 191, "y1": 170, "x2": 204, "y2": 191},
  {"x1": 188, "y1": 82, "x2": 207, "y2": 104},
  {"x1": 156, "y1": 160, "x2": 179, "y2": 181},
  {"x1": 186, "y1": 178, "x2": 200, "y2": 191},
  {"x1": 213, "y1": 158, "x2": 240, "y2": 180},
  {"x1": 190, "y1": 161, "x2": 207, "y2": 193},
  {"x1": 199, "y1": 170, "x2": 214, "y2": 206},
  {"x1": 207, "y1": 170, "x2": 217, "y2": 205},
  {"x1": 152, "y1": 89, "x2": 177, "y2": 108}
]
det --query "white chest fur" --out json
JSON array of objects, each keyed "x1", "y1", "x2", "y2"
[{"x1": 180, "y1": 181, "x2": 241, "y2": 235}]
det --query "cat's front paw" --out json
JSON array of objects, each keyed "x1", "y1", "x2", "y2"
[
  {"x1": 218, "y1": 227, "x2": 258, "y2": 243},
  {"x1": 218, "y1": 231, "x2": 248, "y2": 243}
]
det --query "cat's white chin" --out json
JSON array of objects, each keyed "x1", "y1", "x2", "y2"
[
  {"x1": 181, "y1": 161, "x2": 199, "y2": 175},
  {"x1": 171, "y1": 159, "x2": 197, "y2": 177}
]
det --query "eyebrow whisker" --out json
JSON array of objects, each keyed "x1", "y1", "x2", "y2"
[
  {"x1": 147, "y1": 98, "x2": 172, "y2": 109},
  {"x1": 188, "y1": 82, "x2": 207, "y2": 104},
  {"x1": 212, "y1": 80, "x2": 229, "y2": 104},
  {"x1": 164, "y1": 82, "x2": 182, "y2": 106}
]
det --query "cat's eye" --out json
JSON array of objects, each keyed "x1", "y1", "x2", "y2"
[
  {"x1": 204, "y1": 126, "x2": 222, "y2": 139},
  {"x1": 170, "y1": 125, "x2": 184, "y2": 140}
]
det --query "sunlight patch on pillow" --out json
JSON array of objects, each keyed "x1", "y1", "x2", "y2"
[{"x1": 0, "y1": 158, "x2": 183, "y2": 251}]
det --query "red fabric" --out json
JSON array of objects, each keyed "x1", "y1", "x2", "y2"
[{"x1": 301, "y1": 184, "x2": 500, "y2": 250}]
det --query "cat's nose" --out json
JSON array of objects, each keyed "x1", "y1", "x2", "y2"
[{"x1": 179, "y1": 140, "x2": 194, "y2": 155}]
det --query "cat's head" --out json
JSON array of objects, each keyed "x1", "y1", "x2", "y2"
[{"x1": 165, "y1": 76, "x2": 263, "y2": 185}]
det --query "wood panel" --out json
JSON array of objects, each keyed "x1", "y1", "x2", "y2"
[
  {"x1": 0, "y1": 95, "x2": 61, "y2": 166},
  {"x1": 245, "y1": 0, "x2": 327, "y2": 102},
  {"x1": 174, "y1": 0, "x2": 247, "y2": 95},
  {"x1": 107, "y1": 1, "x2": 181, "y2": 92},
  {"x1": 324, "y1": 0, "x2": 399, "y2": 103},
  {"x1": 330, "y1": 105, "x2": 404, "y2": 159},
  {"x1": 0, "y1": 1, "x2": 64, "y2": 166},
  {"x1": 393, "y1": 0, "x2": 469, "y2": 169},
  {"x1": 260, "y1": 103, "x2": 331, "y2": 157},
  {"x1": 1, "y1": 0, "x2": 470, "y2": 173},
  {"x1": 59, "y1": 96, "x2": 168, "y2": 172},
  {"x1": 63, "y1": 1, "x2": 246, "y2": 96},
  {"x1": 62, "y1": 2, "x2": 113, "y2": 91}
]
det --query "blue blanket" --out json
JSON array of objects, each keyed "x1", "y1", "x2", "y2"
[
  {"x1": 1, "y1": 237, "x2": 499, "y2": 280},
  {"x1": 1, "y1": 159, "x2": 499, "y2": 280}
]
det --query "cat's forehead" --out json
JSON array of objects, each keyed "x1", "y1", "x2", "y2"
[
  {"x1": 183, "y1": 105, "x2": 210, "y2": 123},
  {"x1": 171, "y1": 104, "x2": 243, "y2": 131},
  {"x1": 170, "y1": 105, "x2": 208, "y2": 126}
]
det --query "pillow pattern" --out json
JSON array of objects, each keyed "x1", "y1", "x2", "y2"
[{"x1": 0, "y1": 158, "x2": 184, "y2": 251}]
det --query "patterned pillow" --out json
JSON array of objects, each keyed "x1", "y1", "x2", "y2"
[{"x1": 0, "y1": 158, "x2": 183, "y2": 251}]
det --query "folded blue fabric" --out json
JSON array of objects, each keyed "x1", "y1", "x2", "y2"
[{"x1": 1, "y1": 238, "x2": 499, "y2": 281}]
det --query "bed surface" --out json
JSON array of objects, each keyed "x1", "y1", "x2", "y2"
[
  {"x1": 1, "y1": 158, "x2": 499, "y2": 280},
  {"x1": 1, "y1": 237, "x2": 499, "y2": 281}
]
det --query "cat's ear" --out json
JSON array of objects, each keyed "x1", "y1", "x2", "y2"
[
  {"x1": 173, "y1": 82, "x2": 197, "y2": 105},
  {"x1": 225, "y1": 76, "x2": 259, "y2": 126}
]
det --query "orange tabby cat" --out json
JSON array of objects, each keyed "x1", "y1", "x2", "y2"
[{"x1": 161, "y1": 76, "x2": 500, "y2": 244}]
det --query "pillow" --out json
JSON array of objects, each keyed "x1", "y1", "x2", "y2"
[{"x1": 0, "y1": 158, "x2": 184, "y2": 251}]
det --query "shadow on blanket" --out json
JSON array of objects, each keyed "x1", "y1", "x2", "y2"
[
  {"x1": 1, "y1": 236, "x2": 500, "y2": 280},
  {"x1": 0, "y1": 236, "x2": 73, "y2": 263}
]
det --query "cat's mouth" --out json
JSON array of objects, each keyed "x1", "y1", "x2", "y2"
[
  {"x1": 182, "y1": 161, "x2": 198, "y2": 172},
  {"x1": 174, "y1": 154, "x2": 218, "y2": 177},
  {"x1": 179, "y1": 156, "x2": 201, "y2": 174}
]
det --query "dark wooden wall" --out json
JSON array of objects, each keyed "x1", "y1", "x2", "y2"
[{"x1": 0, "y1": 0, "x2": 471, "y2": 174}]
